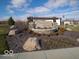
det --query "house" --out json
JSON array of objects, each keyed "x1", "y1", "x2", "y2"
[
  {"x1": 64, "y1": 20, "x2": 79, "y2": 25},
  {"x1": 27, "y1": 17, "x2": 61, "y2": 29},
  {"x1": 64, "y1": 20, "x2": 71, "y2": 25}
]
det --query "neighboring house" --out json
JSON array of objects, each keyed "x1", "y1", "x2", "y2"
[
  {"x1": 64, "y1": 20, "x2": 71, "y2": 25},
  {"x1": 64, "y1": 20, "x2": 79, "y2": 25},
  {"x1": 27, "y1": 17, "x2": 61, "y2": 29}
]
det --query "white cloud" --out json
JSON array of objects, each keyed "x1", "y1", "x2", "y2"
[
  {"x1": 27, "y1": 6, "x2": 50, "y2": 13},
  {"x1": 54, "y1": 10, "x2": 79, "y2": 18},
  {"x1": 6, "y1": 0, "x2": 32, "y2": 13},
  {"x1": 26, "y1": 0, "x2": 68, "y2": 15},
  {"x1": 13, "y1": 13, "x2": 32, "y2": 21},
  {"x1": 6, "y1": 0, "x2": 79, "y2": 20},
  {"x1": 7, "y1": 5, "x2": 14, "y2": 13},
  {"x1": 44, "y1": 0, "x2": 68, "y2": 9},
  {"x1": 69, "y1": 0, "x2": 78, "y2": 10},
  {"x1": 11, "y1": 0, "x2": 26, "y2": 8},
  {"x1": 63, "y1": 10, "x2": 79, "y2": 16},
  {"x1": 70, "y1": 0, "x2": 77, "y2": 6},
  {"x1": 27, "y1": 0, "x2": 78, "y2": 15},
  {"x1": 44, "y1": 0, "x2": 78, "y2": 9},
  {"x1": 7, "y1": 0, "x2": 78, "y2": 14},
  {"x1": 34, "y1": 10, "x2": 79, "y2": 18}
]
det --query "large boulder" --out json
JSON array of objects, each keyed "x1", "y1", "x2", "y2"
[{"x1": 23, "y1": 37, "x2": 41, "y2": 51}]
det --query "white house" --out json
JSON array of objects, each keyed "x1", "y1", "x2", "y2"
[
  {"x1": 64, "y1": 20, "x2": 79, "y2": 25},
  {"x1": 64, "y1": 20, "x2": 71, "y2": 25}
]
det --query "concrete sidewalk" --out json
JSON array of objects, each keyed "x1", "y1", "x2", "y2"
[{"x1": 0, "y1": 47, "x2": 79, "y2": 59}]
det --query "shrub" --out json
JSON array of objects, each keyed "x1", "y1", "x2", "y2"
[
  {"x1": 59, "y1": 27, "x2": 65, "y2": 32},
  {"x1": 8, "y1": 17, "x2": 15, "y2": 26},
  {"x1": 58, "y1": 26, "x2": 65, "y2": 35}
]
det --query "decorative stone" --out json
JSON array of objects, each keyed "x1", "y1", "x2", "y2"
[
  {"x1": 8, "y1": 29, "x2": 16, "y2": 36},
  {"x1": 23, "y1": 37, "x2": 41, "y2": 51},
  {"x1": 77, "y1": 38, "x2": 79, "y2": 42}
]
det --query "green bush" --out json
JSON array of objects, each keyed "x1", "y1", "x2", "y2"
[{"x1": 8, "y1": 17, "x2": 15, "y2": 26}]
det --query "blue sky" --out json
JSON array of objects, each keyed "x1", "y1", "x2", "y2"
[{"x1": 0, "y1": 0, "x2": 79, "y2": 20}]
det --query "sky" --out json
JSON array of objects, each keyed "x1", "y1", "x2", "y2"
[{"x1": 0, "y1": 0, "x2": 79, "y2": 20}]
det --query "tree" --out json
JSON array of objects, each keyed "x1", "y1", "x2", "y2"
[{"x1": 8, "y1": 17, "x2": 15, "y2": 26}]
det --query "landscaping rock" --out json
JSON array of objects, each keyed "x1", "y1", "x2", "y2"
[
  {"x1": 77, "y1": 38, "x2": 79, "y2": 42},
  {"x1": 23, "y1": 37, "x2": 41, "y2": 51},
  {"x1": 8, "y1": 29, "x2": 16, "y2": 36}
]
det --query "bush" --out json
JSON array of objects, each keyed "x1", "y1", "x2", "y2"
[
  {"x1": 58, "y1": 27, "x2": 65, "y2": 35},
  {"x1": 8, "y1": 17, "x2": 15, "y2": 26},
  {"x1": 59, "y1": 27, "x2": 65, "y2": 32}
]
